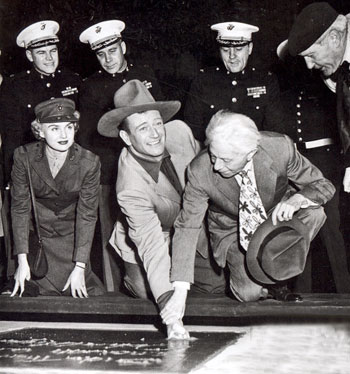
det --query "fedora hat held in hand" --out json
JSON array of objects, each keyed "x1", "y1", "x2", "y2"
[{"x1": 246, "y1": 212, "x2": 311, "y2": 284}]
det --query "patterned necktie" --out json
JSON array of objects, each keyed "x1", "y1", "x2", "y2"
[{"x1": 238, "y1": 169, "x2": 267, "y2": 251}]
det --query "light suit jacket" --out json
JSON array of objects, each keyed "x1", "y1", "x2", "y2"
[
  {"x1": 109, "y1": 120, "x2": 205, "y2": 297},
  {"x1": 170, "y1": 132, "x2": 336, "y2": 283}
]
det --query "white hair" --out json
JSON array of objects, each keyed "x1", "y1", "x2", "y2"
[
  {"x1": 317, "y1": 14, "x2": 347, "y2": 45},
  {"x1": 205, "y1": 110, "x2": 261, "y2": 154}
]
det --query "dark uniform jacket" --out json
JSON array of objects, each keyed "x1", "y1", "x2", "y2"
[
  {"x1": 78, "y1": 63, "x2": 164, "y2": 185},
  {"x1": 11, "y1": 142, "x2": 100, "y2": 291},
  {"x1": 0, "y1": 67, "x2": 81, "y2": 183},
  {"x1": 269, "y1": 81, "x2": 341, "y2": 183},
  {"x1": 184, "y1": 63, "x2": 284, "y2": 142}
]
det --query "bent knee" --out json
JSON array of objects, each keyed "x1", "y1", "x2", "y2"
[{"x1": 230, "y1": 281, "x2": 263, "y2": 302}]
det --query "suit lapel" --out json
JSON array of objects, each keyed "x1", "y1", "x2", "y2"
[
  {"x1": 54, "y1": 144, "x2": 80, "y2": 185},
  {"x1": 154, "y1": 173, "x2": 182, "y2": 204},
  {"x1": 29, "y1": 143, "x2": 59, "y2": 193},
  {"x1": 253, "y1": 147, "x2": 277, "y2": 209},
  {"x1": 214, "y1": 172, "x2": 240, "y2": 204},
  {"x1": 123, "y1": 149, "x2": 181, "y2": 205}
]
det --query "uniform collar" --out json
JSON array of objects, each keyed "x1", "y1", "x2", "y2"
[
  {"x1": 35, "y1": 140, "x2": 78, "y2": 162},
  {"x1": 99, "y1": 62, "x2": 130, "y2": 78},
  {"x1": 31, "y1": 67, "x2": 57, "y2": 79}
]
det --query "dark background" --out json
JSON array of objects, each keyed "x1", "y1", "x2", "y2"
[{"x1": 0, "y1": 0, "x2": 349, "y2": 101}]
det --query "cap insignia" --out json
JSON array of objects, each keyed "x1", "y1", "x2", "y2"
[
  {"x1": 95, "y1": 26, "x2": 102, "y2": 33},
  {"x1": 227, "y1": 24, "x2": 235, "y2": 30}
]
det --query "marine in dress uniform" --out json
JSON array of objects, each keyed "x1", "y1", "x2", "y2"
[
  {"x1": 78, "y1": 21, "x2": 164, "y2": 291},
  {"x1": 184, "y1": 22, "x2": 283, "y2": 142},
  {"x1": 78, "y1": 20, "x2": 164, "y2": 185},
  {"x1": 0, "y1": 21, "x2": 81, "y2": 184}
]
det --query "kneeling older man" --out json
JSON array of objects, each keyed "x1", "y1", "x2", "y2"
[
  {"x1": 161, "y1": 109, "x2": 335, "y2": 327},
  {"x1": 98, "y1": 80, "x2": 225, "y2": 339}
]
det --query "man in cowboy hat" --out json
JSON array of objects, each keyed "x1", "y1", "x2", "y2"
[
  {"x1": 98, "y1": 80, "x2": 226, "y2": 339},
  {"x1": 278, "y1": 2, "x2": 350, "y2": 193},
  {"x1": 161, "y1": 110, "x2": 335, "y2": 327},
  {"x1": 183, "y1": 21, "x2": 284, "y2": 143},
  {"x1": 0, "y1": 20, "x2": 81, "y2": 184},
  {"x1": 78, "y1": 21, "x2": 164, "y2": 290}
]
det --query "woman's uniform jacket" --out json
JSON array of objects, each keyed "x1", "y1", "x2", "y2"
[
  {"x1": 11, "y1": 142, "x2": 101, "y2": 291},
  {"x1": 109, "y1": 120, "x2": 206, "y2": 300},
  {"x1": 170, "y1": 132, "x2": 336, "y2": 284}
]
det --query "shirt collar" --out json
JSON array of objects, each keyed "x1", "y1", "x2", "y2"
[
  {"x1": 234, "y1": 159, "x2": 254, "y2": 183},
  {"x1": 130, "y1": 148, "x2": 170, "y2": 182}
]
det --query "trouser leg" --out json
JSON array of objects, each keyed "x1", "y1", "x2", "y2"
[
  {"x1": 226, "y1": 242, "x2": 265, "y2": 302},
  {"x1": 99, "y1": 184, "x2": 122, "y2": 292},
  {"x1": 192, "y1": 250, "x2": 227, "y2": 294},
  {"x1": 123, "y1": 261, "x2": 152, "y2": 299},
  {"x1": 319, "y1": 190, "x2": 350, "y2": 293}
]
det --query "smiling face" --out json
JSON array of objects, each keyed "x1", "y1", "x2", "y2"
[
  {"x1": 39, "y1": 121, "x2": 75, "y2": 152},
  {"x1": 26, "y1": 45, "x2": 59, "y2": 75},
  {"x1": 96, "y1": 41, "x2": 126, "y2": 74},
  {"x1": 119, "y1": 110, "x2": 165, "y2": 161},
  {"x1": 219, "y1": 43, "x2": 253, "y2": 73}
]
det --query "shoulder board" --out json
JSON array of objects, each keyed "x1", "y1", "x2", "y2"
[
  {"x1": 17, "y1": 142, "x2": 39, "y2": 154},
  {"x1": 80, "y1": 146, "x2": 99, "y2": 162}
]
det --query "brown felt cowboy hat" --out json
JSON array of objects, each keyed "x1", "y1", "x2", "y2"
[
  {"x1": 246, "y1": 213, "x2": 311, "y2": 285},
  {"x1": 98, "y1": 79, "x2": 181, "y2": 138}
]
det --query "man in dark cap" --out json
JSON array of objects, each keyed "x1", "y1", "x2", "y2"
[
  {"x1": 183, "y1": 21, "x2": 284, "y2": 143},
  {"x1": 160, "y1": 110, "x2": 335, "y2": 329},
  {"x1": 0, "y1": 20, "x2": 81, "y2": 184},
  {"x1": 279, "y1": 2, "x2": 350, "y2": 193}
]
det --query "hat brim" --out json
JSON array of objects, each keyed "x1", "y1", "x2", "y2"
[
  {"x1": 246, "y1": 213, "x2": 310, "y2": 284},
  {"x1": 97, "y1": 101, "x2": 181, "y2": 138},
  {"x1": 276, "y1": 39, "x2": 289, "y2": 61}
]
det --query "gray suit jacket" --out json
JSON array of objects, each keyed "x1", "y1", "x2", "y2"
[
  {"x1": 109, "y1": 120, "x2": 207, "y2": 299},
  {"x1": 170, "y1": 132, "x2": 335, "y2": 283}
]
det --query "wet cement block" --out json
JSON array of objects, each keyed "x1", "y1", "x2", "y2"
[{"x1": 0, "y1": 328, "x2": 242, "y2": 372}]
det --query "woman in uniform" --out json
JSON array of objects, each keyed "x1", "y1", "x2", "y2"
[{"x1": 9, "y1": 98, "x2": 105, "y2": 297}]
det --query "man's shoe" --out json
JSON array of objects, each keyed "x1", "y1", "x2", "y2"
[{"x1": 268, "y1": 284, "x2": 302, "y2": 302}]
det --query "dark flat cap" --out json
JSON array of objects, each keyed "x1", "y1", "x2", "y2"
[
  {"x1": 35, "y1": 98, "x2": 79, "y2": 123},
  {"x1": 288, "y1": 2, "x2": 338, "y2": 56}
]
